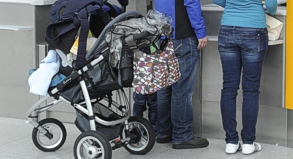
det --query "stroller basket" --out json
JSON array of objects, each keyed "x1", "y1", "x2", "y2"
[
  {"x1": 58, "y1": 50, "x2": 120, "y2": 103},
  {"x1": 75, "y1": 101, "x2": 124, "y2": 141}
]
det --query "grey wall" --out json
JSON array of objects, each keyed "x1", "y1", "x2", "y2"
[
  {"x1": 108, "y1": 0, "x2": 137, "y2": 12},
  {"x1": 201, "y1": 0, "x2": 214, "y2": 5},
  {"x1": 108, "y1": 0, "x2": 152, "y2": 15},
  {"x1": 0, "y1": 3, "x2": 51, "y2": 119}
]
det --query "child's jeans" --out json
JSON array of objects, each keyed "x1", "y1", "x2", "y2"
[{"x1": 133, "y1": 92, "x2": 157, "y2": 131}]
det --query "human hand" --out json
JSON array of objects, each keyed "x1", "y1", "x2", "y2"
[{"x1": 198, "y1": 36, "x2": 208, "y2": 49}]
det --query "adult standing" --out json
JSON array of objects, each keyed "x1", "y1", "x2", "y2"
[
  {"x1": 154, "y1": 0, "x2": 209, "y2": 149},
  {"x1": 213, "y1": 0, "x2": 277, "y2": 155}
]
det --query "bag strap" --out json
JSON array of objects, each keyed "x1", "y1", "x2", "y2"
[
  {"x1": 75, "y1": 8, "x2": 89, "y2": 69},
  {"x1": 75, "y1": 5, "x2": 110, "y2": 69},
  {"x1": 125, "y1": 35, "x2": 143, "y2": 57}
]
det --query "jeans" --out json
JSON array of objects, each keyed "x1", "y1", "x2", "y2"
[
  {"x1": 218, "y1": 26, "x2": 268, "y2": 144},
  {"x1": 156, "y1": 36, "x2": 199, "y2": 144},
  {"x1": 133, "y1": 92, "x2": 157, "y2": 128}
]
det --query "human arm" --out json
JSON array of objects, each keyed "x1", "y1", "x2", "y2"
[
  {"x1": 184, "y1": 0, "x2": 208, "y2": 49},
  {"x1": 213, "y1": 0, "x2": 226, "y2": 8},
  {"x1": 265, "y1": 0, "x2": 278, "y2": 15}
]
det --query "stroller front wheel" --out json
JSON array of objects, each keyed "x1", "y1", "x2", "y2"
[
  {"x1": 120, "y1": 116, "x2": 156, "y2": 155},
  {"x1": 32, "y1": 118, "x2": 67, "y2": 152},
  {"x1": 74, "y1": 131, "x2": 112, "y2": 159}
]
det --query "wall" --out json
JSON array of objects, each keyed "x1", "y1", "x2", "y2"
[
  {"x1": 0, "y1": 3, "x2": 51, "y2": 119},
  {"x1": 108, "y1": 0, "x2": 152, "y2": 15},
  {"x1": 201, "y1": 0, "x2": 214, "y2": 5}
]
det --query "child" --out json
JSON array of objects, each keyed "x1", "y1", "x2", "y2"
[{"x1": 133, "y1": 92, "x2": 157, "y2": 132}]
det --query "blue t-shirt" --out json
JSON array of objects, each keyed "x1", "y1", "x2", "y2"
[{"x1": 213, "y1": 0, "x2": 278, "y2": 28}]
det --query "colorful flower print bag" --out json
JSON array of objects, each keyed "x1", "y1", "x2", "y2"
[{"x1": 132, "y1": 40, "x2": 180, "y2": 94}]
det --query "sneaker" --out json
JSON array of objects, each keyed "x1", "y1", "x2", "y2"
[
  {"x1": 225, "y1": 143, "x2": 241, "y2": 154},
  {"x1": 172, "y1": 137, "x2": 209, "y2": 149},
  {"x1": 242, "y1": 142, "x2": 261, "y2": 155},
  {"x1": 156, "y1": 135, "x2": 172, "y2": 143}
]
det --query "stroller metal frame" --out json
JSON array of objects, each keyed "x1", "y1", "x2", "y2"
[
  {"x1": 27, "y1": 50, "x2": 131, "y2": 134},
  {"x1": 27, "y1": 40, "x2": 156, "y2": 158}
]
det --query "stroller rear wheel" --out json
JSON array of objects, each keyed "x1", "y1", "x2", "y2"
[
  {"x1": 74, "y1": 131, "x2": 112, "y2": 159},
  {"x1": 32, "y1": 118, "x2": 67, "y2": 152},
  {"x1": 120, "y1": 116, "x2": 156, "y2": 155}
]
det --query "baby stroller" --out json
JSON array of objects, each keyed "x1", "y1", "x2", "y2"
[{"x1": 26, "y1": 0, "x2": 172, "y2": 159}]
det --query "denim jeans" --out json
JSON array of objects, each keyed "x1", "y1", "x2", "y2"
[
  {"x1": 218, "y1": 26, "x2": 268, "y2": 144},
  {"x1": 133, "y1": 92, "x2": 157, "y2": 128},
  {"x1": 156, "y1": 36, "x2": 199, "y2": 144}
]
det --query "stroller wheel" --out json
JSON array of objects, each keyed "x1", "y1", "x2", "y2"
[
  {"x1": 74, "y1": 131, "x2": 112, "y2": 159},
  {"x1": 32, "y1": 118, "x2": 67, "y2": 152},
  {"x1": 120, "y1": 116, "x2": 156, "y2": 155}
]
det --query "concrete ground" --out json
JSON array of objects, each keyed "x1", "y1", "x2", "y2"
[{"x1": 0, "y1": 117, "x2": 293, "y2": 159}]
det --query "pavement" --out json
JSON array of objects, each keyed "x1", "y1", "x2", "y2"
[{"x1": 0, "y1": 117, "x2": 293, "y2": 159}]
